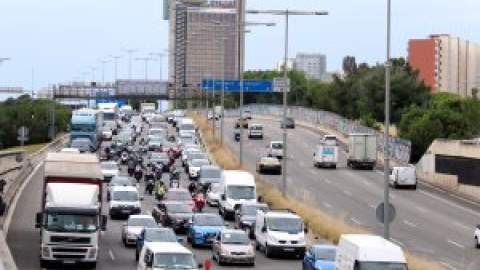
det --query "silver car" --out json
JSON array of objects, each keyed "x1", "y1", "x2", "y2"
[
  {"x1": 212, "y1": 229, "x2": 255, "y2": 266},
  {"x1": 122, "y1": 215, "x2": 157, "y2": 246}
]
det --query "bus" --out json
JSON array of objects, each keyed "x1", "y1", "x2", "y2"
[{"x1": 70, "y1": 108, "x2": 104, "y2": 150}]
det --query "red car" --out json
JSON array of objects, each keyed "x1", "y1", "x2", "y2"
[{"x1": 157, "y1": 141, "x2": 180, "y2": 158}]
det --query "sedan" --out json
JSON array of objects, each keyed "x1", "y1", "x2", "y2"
[
  {"x1": 148, "y1": 138, "x2": 163, "y2": 151},
  {"x1": 234, "y1": 202, "x2": 268, "y2": 239},
  {"x1": 188, "y1": 159, "x2": 210, "y2": 180},
  {"x1": 121, "y1": 215, "x2": 157, "y2": 247},
  {"x1": 70, "y1": 138, "x2": 94, "y2": 153},
  {"x1": 187, "y1": 213, "x2": 227, "y2": 247},
  {"x1": 149, "y1": 152, "x2": 171, "y2": 172},
  {"x1": 107, "y1": 175, "x2": 137, "y2": 199},
  {"x1": 152, "y1": 202, "x2": 194, "y2": 232},
  {"x1": 206, "y1": 183, "x2": 222, "y2": 207},
  {"x1": 164, "y1": 188, "x2": 195, "y2": 210},
  {"x1": 212, "y1": 229, "x2": 255, "y2": 266},
  {"x1": 302, "y1": 245, "x2": 336, "y2": 270},
  {"x1": 281, "y1": 117, "x2": 295, "y2": 129},
  {"x1": 135, "y1": 227, "x2": 178, "y2": 261},
  {"x1": 100, "y1": 161, "x2": 119, "y2": 183},
  {"x1": 256, "y1": 157, "x2": 282, "y2": 175}
]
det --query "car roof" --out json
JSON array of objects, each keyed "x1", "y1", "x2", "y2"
[
  {"x1": 129, "y1": 214, "x2": 154, "y2": 220},
  {"x1": 167, "y1": 188, "x2": 189, "y2": 193},
  {"x1": 221, "y1": 229, "x2": 248, "y2": 235},
  {"x1": 145, "y1": 242, "x2": 193, "y2": 255},
  {"x1": 111, "y1": 186, "x2": 137, "y2": 192}
]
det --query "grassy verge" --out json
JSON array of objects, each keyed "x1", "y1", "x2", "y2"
[
  {"x1": 2, "y1": 143, "x2": 47, "y2": 155},
  {"x1": 191, "y1": 113, "x2": 445, "y2": 270}
]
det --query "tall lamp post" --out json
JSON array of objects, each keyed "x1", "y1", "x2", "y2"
[
  {"x1": 247, "y1": 9, "x2": 328, "y2": 198},
  {"x1": 99, "y1": 60, "x2": 110, "y2": 84},
  {"x1": 109, "y1": 55, "x2": 123, "y2": 82}
]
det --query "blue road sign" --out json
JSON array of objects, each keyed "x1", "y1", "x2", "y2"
[
  {"x1": 202, "y1": 79, "x2": 273, "y2": 93},
  {"x1": 95, "y1": 92, "x2": 125, "y2": 106}
]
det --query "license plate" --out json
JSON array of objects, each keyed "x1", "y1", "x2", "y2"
[
  {"x1": 283, "y1": 248, "x2": 294, "y2": 252},
  {"x1": 207, "y1": 235, "x2": 216, "y2": 240},
  {"x1": 63, "y1": 260, "x2": 75, "y2": 264},
  {"x1": 121, "y1": 210, "x2": 131, "y2": 214}
]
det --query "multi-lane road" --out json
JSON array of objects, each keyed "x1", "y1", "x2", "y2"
[
  {"x1": 221, "y1": 116, "x2": 480, "y2": 270},
  {"x1": 6, "y1": 121, "x2": 304, "y2": 270}
]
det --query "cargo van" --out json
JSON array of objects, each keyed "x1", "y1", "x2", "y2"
[
  {"x1": 313, "y1": 144, "x2": 338, "y2": 168},
  {"x1": 219, "y1": 170, "x2": 257, "y2": 219},
  {"x1": 389, "y1": 166, "x2": 417, "y2": 190},
  {"x1": 178, "y1": 118, "x2": 196, "y2": 135},
  {"x1": 335, "y1": 234, "x2": 407, "y2": 270}
]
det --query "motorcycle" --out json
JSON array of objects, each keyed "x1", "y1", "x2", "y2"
[
  {"x1": 134, "y1": 165, "x2": 144, "y2": 183},
  {"x1": 234, "y1": 130, "x2": 240, "y2": 142},
  {"x1": 145, "y1": 178, "x2": 155, "y2": 195},
  {"x1": 120, "y1": 152, "x2": 129, "y2": 164}
]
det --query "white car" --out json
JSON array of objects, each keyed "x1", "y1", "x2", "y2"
[
  {"x1": 188, "y1": 159, "x2": 210, "y2": 180},
  {"x1": 100, "y1": 161, "x2": 119, "y2": 183},
  {"x1": 267, "y1": 141, "x2": 284, "y2": 159},
  {"x1": 248, "y1": 123, "x2": 264, "y2": 139},
  {"x1": 59, "y1": 148, "x2": 80, "y2": 154},
  {"x1": 121, "y1": 215, "x2": 157, "y2": 246},
  {"x1": 109, "y1": 186, "x2": 142, "y2": 219},
  {"x1": 389, "y1": 166, "x2": 417, "y2": 189},
  {"x1": 182, "y1": 148, "x2": 200, "y2": 166},
  {"x1": 101, "y1": 127, "x2": 113, "y2": 141},
  {"x1": 206, "y1": 183, "x2": 222, "y2": 207}
]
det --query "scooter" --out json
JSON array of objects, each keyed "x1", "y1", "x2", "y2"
[{"x1": 134, "y1": 165, "x2": 143, "y2": 182}]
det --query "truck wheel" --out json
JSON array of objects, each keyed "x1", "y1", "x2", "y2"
[
  {"x1": 411, "y1": 184, "x2": 417, "y2": 190},
  {"x1": 255, "y1": 240, "x2": 260, "y2": 250},
  {"x1": 86, "y1": 262, "x2": 97, "y2": 269},
  {"x1": 40, "y1": 259, "x2": 49, "y2": 268},
  {"x1": 475, "y1": 237, "x2": 480, "y2": 249},
  {"x1": 264, "y1": 244, "x2": 272, "y2": 258}
]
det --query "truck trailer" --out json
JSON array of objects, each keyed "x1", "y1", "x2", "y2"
[{"x1": 346, "y1": 133, "x2": 377, "y2": 170}]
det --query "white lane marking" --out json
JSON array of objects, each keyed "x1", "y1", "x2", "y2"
[
  {"x1": 109, "y1": 249, "x2": 116, "y2": 261},
  {"x1": 350, "y1": 218, "x2": 362, "y2": 225},
  {"x1": 403, "y1": 219, "x2": 417, "y2": 228},
  {"x1": 368, "y1": 203, "x2": 376, "y2": 209},
  {"x1": 390, "y1": 238, "x2": 404, "y2": 247},
  {"x1": 419, "y1": 190, "x2": 480, "y2": 217},
  {"x1": 3, "y1": 161, "x2": 44, "y2": 235},
  {"x1": 343, "y1": 190, "x2": 352, "y2": 197},
  {"x1": 375, "y1": 171, "x2": 383, "y2": 176},
  {"x1": 361, "y1": 180, "x2": 371, "y2": 187},
  {"x1": 324, "y1": 177, "x2": 332, "y2": 184},
  {"x1": 322, "y1": 202, "x2": 332, "y2": 209},
  {"x1": 309, "y1": 169, "x2": 318, "y2": 175},
  {"x1": 447, "y1": 239, "x2": 465, "y2": 249},
  {"x1": 440, "y1": 261, "x2": 460, "y2": 270},
  {"x1": 415, "y1": 206, "x2": 427, "y2": 213},
  {"x1": 453, "y1": 221, "x2": 471, "y2": 231}
]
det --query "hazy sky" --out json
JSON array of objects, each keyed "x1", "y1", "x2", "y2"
[{"x1": 0, "y1": 0, "x2": 479, "y2": 93}]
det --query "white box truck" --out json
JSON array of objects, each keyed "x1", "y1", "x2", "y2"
[
  {"x1": 335, "y1": 234, "x2": 407, "y2": 270},
  {"x1": 347, "y1": 133, "x2": 377, "y2": 170},
  {"x1": 219, "y1": 170, "x2": 257, "y2": 219},
  {"x1": 313, "y1": 144, "x2": 338, "y2": 168}
]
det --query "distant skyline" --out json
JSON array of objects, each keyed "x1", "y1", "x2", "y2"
[{"x1": 1, "y1": 0, "x2": 479, "y2": 92}]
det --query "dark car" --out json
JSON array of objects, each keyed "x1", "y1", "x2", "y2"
[
  {"x1": 135, "y1": 227, "x2": 178, "y2": 261},
  {"x1": 198, "y1": 165, "x2": 222, "y2": 188},
  {"x1": 234, "y1": 202, "x2": 268, "y2": 239},
  {"x1": 164, "y1": 188, "x2": 195, "y2": 210},
  {"x1": 149, "y1": 152, "x2": 171, "y2": 172},
  {"x1": 281, "y1": 117, "x2": 295, "y2": 129},
  {"x1": 152, "y1": 202, "x2": 194, "y2": 233}
]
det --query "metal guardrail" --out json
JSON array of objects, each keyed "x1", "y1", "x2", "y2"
[{"x1": 222, "y1": 104, "x2": 411, "y2": 164}]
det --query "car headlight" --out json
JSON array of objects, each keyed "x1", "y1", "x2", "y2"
[
  {"x1": 267, "y1": 235, "x2": 278, "y2": 243},
  {"x1": 220, "y1": 248, "x2": 230, "y2": 256},
  {"x1": 41, "y1": 247, "x2": 50, "y2": 258},
  {"x1": 241, "y1": 220, "x2": 252, "y2": 226},
  {"x1": 195, "y1": 231, "x2": 204, "y2": 236},
  {"x1": 246, "y1": 249, "x2": 255, "y2": 256},
  {"x1": 88, "y1": 248, "x2": 97, "y2": 259}
]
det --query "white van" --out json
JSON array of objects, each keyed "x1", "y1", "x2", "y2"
[
  {"x1": 138, "y1": 242, "x2": 202, "y2": 270},
  {"x1": 108, "y1": 186, "x2": 142, "y2": 219},
  {"x1": 178, "y1": 118, "x2": 196, "y2": 135},
  {"x1": 313, "y1": 144, "x2": 338, "y2": 168},
  {"x1": 219, "y1": 170, "x2": 257, "y2": 219},
  {"x1": 267, "y1": 141, "x2": 283, "y2": 159},
  {"x1": 254, "y1": 209, "x2": 307, "y2": 258},
  {"x1": 389, "y1": 166, "x2": 417, "y2": 189},
  {"x1": 335, "y1": 234, "x2": 407, "y2": 270}
]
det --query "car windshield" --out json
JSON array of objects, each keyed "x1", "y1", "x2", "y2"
[
  {"x1": 45, "y1": 213, "x2": 98, "y2": 233},
  {"x1": 149, "y1": 129, "x2": 164, "y2": 135},
  {"x1": 152, "y1": 153, "x2": 169, "y2": 159},
  {"x1": 154, "y1": 253, "x2": 196, "y2": 269},
  {"x1": 358, "y1": 262, "x2": 408, "y2": 270},
  {"x1": 70, "y1": 140, "x2": 91, "y2": 149},
  {"x1": 271, "y1": 143, "x2": 283, "y2": 150},
  {"x1": 192, "y1": 159, "x2": 209, "y2": 167},
  {"x1": 315, "y1": 248, "x2": 336, "y2": 261},
  {"x1": 251, "y1": 126, "x2": 263, "y2": 130},
  {"x1": 112, "y1": 191, "x2": 138, "y2": 202},
  {"x1": 166, "y1": 203, "x2": 193, "y2": 214},
  {"x1": 181, "y1": 137, "x2": 196, "y2": 145},
  {"x1": 167, "y1": 191, "x2": 191, "y2": 201},
  {"x1": 71, "y1": 124, "x2": 95, "y2": 132},
  {"x1": 128, "y1": 218, "x2": 156, "y2": 227},
  {"x1": 180, "y1": 123, "x2": 195, "y2": 130},
  {"x1": 222, "y1": 232, "x2": 250, "y2": 245},
  {"x1": 101, "y1": 162, "x2": 118, "y2": 170},
  {"x1": 226, "y1": 186, "x2": 255, "y2": 200},
  {"x1": 189, "y1": 153, "x2": 206, "y2": 161},
  {"x1": 242, "y1": 204, "x2": 267, "y2": 215},
  {"x1": 267, "y1": 217, "x2": 302, "y2": 233},
  {"x1": 195, "y1": 214, "x2": 224, "y2": 226},
  {"x1": 145, "y1": 229, "x2": 177, "y2": 242},
  {"x1": 201, "y1": 169, "x2": 220, "y2": 179}
]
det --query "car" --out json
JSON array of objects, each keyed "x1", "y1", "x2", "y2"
[
  {"x1": 148, "y1": 137, "x2": 163, "y2": 151},
  {"x1": 152, "y1": 201, "x2": 194, "y2": 232},
  {"x1": 243, "y1": 109, "x2": 252, "y2": 119},
  {"x1": 267, "y1": 141, "x2": 284, "y2": 159},
  {"x1": 302, "y1": 245, "x2": 336, "y2": 270},
  {"x1": 206, "y1": 183, "x2": 222, "y2": 207},
  {"x1": 135, "y1": 227, "x2": 178, "y2": 261},
  {"x1": 234, "y1": 202, "x2": 268, "y2": 239},
  {"x1": 109, "y1": 186, "x2": 142, "y2": 219},
  {"x1": 475, "y1": 225, "x2": 480, "y2": 248},
  {"x1": 212, "y1": 229, "x2": 255, "y2": 266},
  {"x1": 281, "y1": 117, "x2": 295, "y2": 129},
  {"x1": 101, "y1": 126, "x2": 113, "y2": 141},
  {"x1": 320, "y1": 135, "x2": 339, "y2": 146},
  {"x1": 185, "y1": 152, "x2": 208, "y2": 172},
  {"x1": 177, "y1": 133, "x2": 197, "y2": 148},
  {"x1": 121, "y1": 215, "x2": 158, "y2": 247},
  {"x1": 100, "y1": 161, "x2": 119, "y2": 183},
  {"x1": 389, "y1": 166, "x2": 417, "y2": 189},
  {"x1": 70, "y1": 138, "x2": 94, "y2": 153},
  {"x1": 107, "y1": 175, "x2": 137, "y2": 199},
  {"x1": 149, "y1": 152, "x2": 171, "y2": 171},
  {"x1": 198, "y1": 165, "x2": 222, "y2": 188},
  {"x1": 59, "y1": 147, "x2": 80, "y2": 154},
  {"x1": 256, "y1": 157, "x2": 282, "y2": 174},
  {"x1": 164, "y1": 188, "x2": 195, "y2": 210},
  {"x1": 148, "y1": 128, "x2": 165, "y2": 138},
  {"x1": 235, "y1": 118, "x2": 249, "y2": 129},
  {"x1": 159, "y1": 141, "x2": 180, "y2": 158},
  {"x1": 188, "y1": 159, "x2": 210, "y2": 180},
  {"x1": 248, "y1": 123, "x2": 264, "y2": 139},
  {"x1": 187, "y1": 213, "x2": 227, "y2": 247},
  {"x1": 181, "y1": 148, "x2": 200, "y2": 166},
  {"x1": 137, "y1": 242, "x2": 202, "y2": 270}
]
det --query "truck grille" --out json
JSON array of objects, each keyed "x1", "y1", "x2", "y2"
[
  {"x1": 53, "y1": 254, "x2": 86, "y2": 259},
  {"x1": 50, "y1": 236, "x2": 91, "y2": 244},
  {"x1": 52, "y1": 247, "x2": 88, "y2": 253},
  {"x1": 231, "y1": 252, "x2": 247, "y2": 256}
]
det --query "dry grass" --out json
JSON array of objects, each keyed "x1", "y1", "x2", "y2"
[
  {"x1": 2, "y1": 143, "x2": 47, "y2": 154},
  {"x1": 190, "y1": 112, "x2": 445, "y2": 270}
]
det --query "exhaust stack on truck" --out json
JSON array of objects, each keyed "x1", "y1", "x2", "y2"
[{"x1": 35, "y1": 153, "x2": 106, "y2": 268}]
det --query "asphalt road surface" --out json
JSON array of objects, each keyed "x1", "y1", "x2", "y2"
[
  {"x1": 220, "y1": 116, "x2": 480, "y2": 270},
  {"x1": 6, "y1": 120, "x2": 304, "y2": 270}
]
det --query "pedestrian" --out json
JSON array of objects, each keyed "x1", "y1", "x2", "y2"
[{"x1": 204, "y1": 258, "x2": 211, "y2": 270}]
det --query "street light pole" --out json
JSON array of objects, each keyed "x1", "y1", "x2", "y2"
[
  {"x1": 99, "y1": 60, "x2": 110, "y2": 84},
  {"x1": 383, "y1": 0, "x2": 392, "y2": 240},
  {"x1": 109, "y1": 55, "x2": 122, "y2": 82},
  {"x1": 136, "y1": 57, "x2": 156, "y2": 81}
]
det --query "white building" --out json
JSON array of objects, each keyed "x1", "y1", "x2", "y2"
[
  {"x1": 276, "y1": 59, "x2": 295, "y2": 72},
  {"x1": 293, "y1": 53, "x2": 327, "y2": 80}
]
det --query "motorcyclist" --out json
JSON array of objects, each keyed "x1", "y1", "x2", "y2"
[
  {"x1": 234, "y1": 124, "x2": 241, "y2": 141},
  {"x1": 188, "y1": 182, "x2": 197, "y2": 196},
  {"x1": 127, "y1": 159, "x2": 136, "y2": 176},
  {"x1": 154, "y1": 180, "x2": 168, "y2": 201},
  {"x1": 193, "y1": 188, "x2": 205, "y2": 212}
]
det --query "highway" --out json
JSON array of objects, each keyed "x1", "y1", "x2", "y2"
[
  {"x1": 6, "y1": 122, "x2": 304, "y2": 270},
  {"x1": 221, "y1": 116, "x2": 480, "y2": 270}
]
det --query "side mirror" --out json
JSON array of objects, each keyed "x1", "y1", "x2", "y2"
[
  {"x1": 221, "y1": 194, "x2": 226, "y2": 201},
  {"x1": 140, "y1": 196, "x2": 144, "y2": 201},
  {"x1": 177, "y1": 237, "x2": 185, "y2": 243},
  {"x1": 261, "y1": 226, "x2": 267, "y2": 233},
  {"x1": 101, "y1": 215, "x2": 108, "y2": 231},
  {"x1": 35, "y1": 212, "x2": 42, "y2": 228}
]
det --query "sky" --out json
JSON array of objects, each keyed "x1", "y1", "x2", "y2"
[{"x1": 0, "y1": 0, "x2": 479, "y2": 94}]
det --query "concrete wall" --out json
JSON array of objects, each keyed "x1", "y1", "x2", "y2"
[{"x1": 0, "y1": 151, "x2": 26, "y2": 197}]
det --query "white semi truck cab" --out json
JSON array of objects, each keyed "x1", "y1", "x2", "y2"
[{"x1": 36, "y1": 183, "x2": 107, "y2": 268}]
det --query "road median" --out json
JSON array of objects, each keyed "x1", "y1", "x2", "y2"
[{"x1": 190, "y1": 113, "x2": 445, "y2": 270}]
